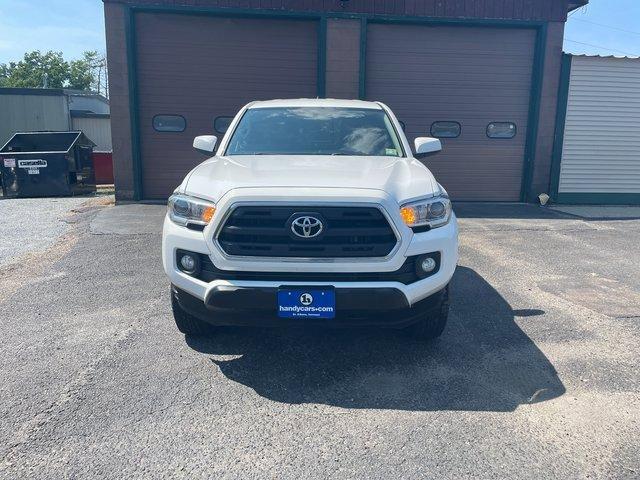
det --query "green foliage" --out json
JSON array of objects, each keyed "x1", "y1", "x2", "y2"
[
  {"x1": 68, "y1": 51, "x2": 100, "y2": 90},
  {"x1": 0, "y1": 64, "x2": 9, "y2": 87},
  {"x1": 0, "y1": 50, "x2": 107, "y2": 93}
]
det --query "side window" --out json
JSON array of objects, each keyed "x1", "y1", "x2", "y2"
[
  {"x1": 487, "y1": 122, "x2": 517, "y2": 139},
  {"x1": 430, "y1": 121, "x2": 461, "y2": 139},
  {"x1": 153, "y1": 115, "x2": 186, "y2": 132},
  {"x1": 214, "y1": 116, "x2": 234, "y2": 135}
]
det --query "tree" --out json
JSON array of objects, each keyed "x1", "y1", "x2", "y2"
[
  {"x1": 83, "y1": 51, "x2": 109, "y2": 98},
  {"x1": 0, "y1": 51, "x2": 68, "y2": 88},
  {"x1": 0, "y1": 50, "x2": 108, "y2": 96},
  {"x1": 68, "y1": 51, "x2": 98, "y2": 90},
  {"x1": 0, "y1": 64, "x2": 9, "y2": 86}
]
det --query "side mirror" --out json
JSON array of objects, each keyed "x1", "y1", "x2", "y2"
[
  {"x1": 414, "y1": 137, "x2": 442, "y2": 159},
  {"x1": 193, "y1": 135, "x2": 218, "y2": 155}
]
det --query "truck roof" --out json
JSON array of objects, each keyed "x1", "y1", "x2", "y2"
[{"x1": 248, "y1": 98, "x2": 382, "y2": 110}]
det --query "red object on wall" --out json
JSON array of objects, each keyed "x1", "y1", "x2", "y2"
[{"x1": 92, "y1": 152, "x2": 114, "y2": 185}]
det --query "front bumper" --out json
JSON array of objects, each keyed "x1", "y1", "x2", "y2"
[{"x1": 172, "y1": 284, "x2": 448, "y2": 328}]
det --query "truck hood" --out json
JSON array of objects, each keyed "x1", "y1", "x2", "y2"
[{"x1": 183, "y1": 155, "x2": 439, "y2": 204}]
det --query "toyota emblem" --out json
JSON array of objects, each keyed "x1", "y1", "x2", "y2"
[{"x1": 291, "y1": 215, "x2": 324, "y2": 239}]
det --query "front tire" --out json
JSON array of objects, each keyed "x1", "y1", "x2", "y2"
[
  {"x1": 405, "y1": 286, "x2": 450, "y2": 341},
  {"x1": 171, "y1": 287, "x2": 217, "y2": 336}
]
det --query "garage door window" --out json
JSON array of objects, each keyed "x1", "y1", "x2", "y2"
[
  {"x1": 430, "y1": 121, "x2": 461, "y2": 138},
  {"x1": 153, "y1": 115, "x2": 186, "y2": 132},
  {"x1": 214, "y1": 116, "x2": 234, "y2": 135},
  {"x1": 487, "y1": 122, "x2": 517, "y2": 139}
]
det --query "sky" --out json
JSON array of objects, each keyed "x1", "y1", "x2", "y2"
[
  {"x1": 0, "y1": 0, "x2": 639, "y2": 64},
  {"x1": 0, "y1": 0, "x2": 106, "y2": 64},
  {"x1": 564, "y1": 0, "x2": 640, "y2": 57}
]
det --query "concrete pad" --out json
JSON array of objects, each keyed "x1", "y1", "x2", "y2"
[
  {"x1": 549, "y1": 205, "x2": 640, "y2": 220},
  {"x1": 90, "y1": 204, "x2": 166, "y2": 235}
]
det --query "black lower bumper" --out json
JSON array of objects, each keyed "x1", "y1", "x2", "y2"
[{"x1": 172, "y1": 284, "x2": 447, "y2": 328}]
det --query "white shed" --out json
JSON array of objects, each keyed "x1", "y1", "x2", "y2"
[{"x1": 551, "y1": 55, "x2": 640, "y2": 204}]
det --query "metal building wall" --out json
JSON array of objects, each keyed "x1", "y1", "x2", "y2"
[
  {"x1": 0, "y1": 93, "x2": 69, "y2": 147},
  {"x1": 556, "y1": 56, "x2": 640, "y2": 204},
  {"x1": 72, "y1": 116, "x2": 113, "y2": 152}
]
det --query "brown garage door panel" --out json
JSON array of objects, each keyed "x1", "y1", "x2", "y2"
[
  {"x1": 366, "y1": 24, "x2": 535, "y2": 202},
  {"x1": 135, "y1": 13, "x2": 319, "y2": 199}
]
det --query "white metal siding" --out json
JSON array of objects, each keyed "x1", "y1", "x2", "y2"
[
  {"x1": 72, "y1": 116, "x2": 113, "y2": 151},
  {"x1": 559, "y1": 56, "x2": 640, "y2": 194}
]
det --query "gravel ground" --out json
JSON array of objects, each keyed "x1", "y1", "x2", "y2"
[
  {"x1": 0, "y1": 200, "x2": 638, "y2": 479},
  {"x1": 0, "y1": 197, "x2": 92, "y2": 268}
]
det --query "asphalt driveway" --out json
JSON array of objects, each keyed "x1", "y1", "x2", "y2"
[{"x1": 0, "y1": 198, "x2": 638, "y2": 479}]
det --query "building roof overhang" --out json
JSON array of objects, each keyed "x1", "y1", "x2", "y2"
[{"x1": 568, "y1": 0, "x2": 589, "y2": 12}]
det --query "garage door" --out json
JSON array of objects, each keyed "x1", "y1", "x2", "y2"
[
  {"x1": 366, "y1": 24, "x2": 535, "y2": 201},
  {"x1": 135, "y1": 13, "x2": 319, "y2": 199}
]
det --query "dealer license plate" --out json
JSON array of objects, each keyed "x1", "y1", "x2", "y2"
[{"x1": 277, "y1": 288, "x2": 336, "y2": 319}]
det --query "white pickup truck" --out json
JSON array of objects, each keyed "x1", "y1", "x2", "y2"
[{"x1": 162, "y1": 99, "x2": 458, "y2": 340}]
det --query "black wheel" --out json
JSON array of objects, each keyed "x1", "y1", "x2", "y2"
[
  {"x1": 405, "y1": 286, "x2": 450, "y2": 341},
  {"x1": 171, "y1": 287, "x2": 217, "y2": 337}
]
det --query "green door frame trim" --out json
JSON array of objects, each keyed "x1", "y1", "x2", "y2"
[
  {"x1": 358, "y1": 17, "x2": 368, "y2": 100},
  {"x1": 521, "y1": 23, "x2": 548, "y2": 203},
  {"x1": 549, "y1": 53, "x2": 573, "y2": 203},
  {"x1": 318, "y1": 17, "x2": 327, "y2": 99},
  {"x1": 123, "y1": 4, "x2": 548, "y2": 201}
]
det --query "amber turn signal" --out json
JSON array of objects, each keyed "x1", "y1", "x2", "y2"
[
  {"x1": 400, "y1": 206, "x2": 417, "y2": 226},
  {"x1": 201, "y1": 206, "x2": 216, "y2": 223}
]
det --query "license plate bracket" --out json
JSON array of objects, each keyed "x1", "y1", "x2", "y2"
[{"x1": 277, "y1": 287, "x2": 336, "y2": 319}]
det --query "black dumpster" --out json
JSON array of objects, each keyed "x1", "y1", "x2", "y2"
[{"x1": 0, "y1": 131, "x2": 96, "y2": 198}]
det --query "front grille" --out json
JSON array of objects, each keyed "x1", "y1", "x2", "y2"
[
  {"x1": 195, "y1": 253, "x2": 439, "y2": 285},
  {"x1": 217, "y1": 206, "x2": 398, "y2": 258}
]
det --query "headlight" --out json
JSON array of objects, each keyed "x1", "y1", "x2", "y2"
[
  {"x1": 167, "y1": 194, "x2": 216, "y2": 227},
  {"x1": 400, "y1": 195, "x2": 452, "y2": 229}
]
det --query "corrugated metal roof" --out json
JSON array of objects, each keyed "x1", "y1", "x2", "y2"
[
  {"x1": 0, "y1": 87, "x2": 66, "y2": 96},
  {"x1": 0, "y1": 88, "x2": 109, "y2": 101},
  {"x1": 567, "y1": 53, "x2": 640, "y2": 60}
]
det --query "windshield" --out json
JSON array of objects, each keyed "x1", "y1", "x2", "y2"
[{"x1": 225, "y1": 107, "x2": 404, "y2": 157}]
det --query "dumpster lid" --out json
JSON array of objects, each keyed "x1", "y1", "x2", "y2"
[{"x1": 0, "y1": 131, "x2": 96, "y2": 155}]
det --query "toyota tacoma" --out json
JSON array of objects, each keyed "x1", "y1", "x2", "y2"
[{"x1": 162, "y1": 99, "x2": 458, "y2": 339}]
